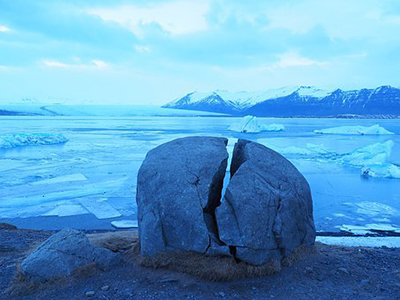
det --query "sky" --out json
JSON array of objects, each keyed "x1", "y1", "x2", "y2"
[{"x1": 1, "y1": 0, "x2": 400, "y2": 105}]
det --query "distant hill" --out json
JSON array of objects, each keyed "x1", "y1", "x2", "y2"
[{"x1": 163, "y1": 86, "x2": 400, "y2": 117}]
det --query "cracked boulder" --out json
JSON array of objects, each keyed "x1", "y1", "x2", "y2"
[
  {"x1": 216, "y1": 139, "x2": 316, "y2": 265},
  {"x1": 136, "y1": 136, "x2": 229, "y2": 258},
  {"x1": 21, "y1": 228, "x2": 118, "y2": 282}
]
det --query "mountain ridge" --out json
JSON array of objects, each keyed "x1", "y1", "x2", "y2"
[{"x1": 163, "y1": 85, "x2": 400, "y2": 117}]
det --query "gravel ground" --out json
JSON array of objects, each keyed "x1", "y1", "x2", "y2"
[{"x1": 1, "y1": 225, "x2": 400, "y2": 300}]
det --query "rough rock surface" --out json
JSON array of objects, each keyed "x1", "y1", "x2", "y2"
[
  {"x1": 21, "y1": 228, "x2": 118, "y2": 282},
  {"x1": 216, "y1": 139, "x2": 316, "y2": 265},
  {"x1": 136, "y1": 136, "x2": 229, "y2": 257},
  {"x1": 136, "y1": 137, "x2": 315, "y2": 265}
]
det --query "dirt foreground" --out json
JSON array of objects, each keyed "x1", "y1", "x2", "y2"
[{"x1": 1, "y1": 225, "x2": 400, "y2": 300}]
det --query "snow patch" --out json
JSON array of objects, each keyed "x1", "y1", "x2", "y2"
[
  {"x1": 229, "y1": 116, "x2": 285, "y2": 133},
  {"x1": 314, "y1": 124, "x2": 394, "y2": 135},
  {"x1": 0, "y1": 133, "x2": 68, "y2": 149}
]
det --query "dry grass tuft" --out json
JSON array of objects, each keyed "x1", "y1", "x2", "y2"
[
  {"x1": 282, "y1": 245, "x2": 315, "y2": 267},
  {"x1": 129, "y1": 242, "x2": 285, "y2": 282},
  {"x1": 87, "y1": 230, "x2": 137, "y2": 252}
]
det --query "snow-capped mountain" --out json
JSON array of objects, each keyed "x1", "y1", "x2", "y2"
[{"x1": 163, "y1": 86, "x2": 400, "y2": 117}]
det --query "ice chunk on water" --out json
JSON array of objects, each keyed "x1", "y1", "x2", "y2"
[
  {"x1": 361, "y1": 164, "x2": 400, "y2": 179},
  {"x1": 354, "y1": 201, "x2": 397, "y2": 217},
  {"x1": 277, "y1": 143, "x2": 332, "y2": 156},
  {"x1": 316, "y1": 236, "x2": 400, "y2": 248},
  {"x1": 229, "y1": 115, "x2": 285, "y2": 133},
  {"x1": 314, "y1": 124, "x2": 394, "y2": 135},
  {"x1": 0, "y1": 133, "x2": 68, "y2": 149},
  {"x1": 79, "y1": 198, "x2": 122, "y2": 219},
  {"x1": 340, "y1": 223, "x2": 400, "y2": 235},
  {"x1": 42, "y1": 204, "x2": 89, "y2": 217},
  {"x1": 111, "y1": 220, "x2": 138, "y2": 229},
  {"x1": 340, "y1": 140, "x2": 393, "y2": 167}
]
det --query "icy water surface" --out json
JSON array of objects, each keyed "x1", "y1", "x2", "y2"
[{"x1": 0, "y1": 116, "x2": 399, "y2": 232}]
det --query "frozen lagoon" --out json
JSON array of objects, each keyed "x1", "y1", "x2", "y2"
[{"x1": 0, "y1": 116, "x2": 399, "y2": 234}]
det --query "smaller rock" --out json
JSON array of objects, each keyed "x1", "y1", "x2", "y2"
[
  {"x1": 101, "y1": 285, "x2": 110, "y2": 291},
  {"x1": 305, "y1": 267, "x2": 313, "y2": 273},
  {"x1": 21, "y1": 228, "x2": 118, "y2": 282},
  {"x1": 218, "y1": 292, "x2": 226, "y2": 297},
  {"x1": 86, "y1": 291, "x2": 95, "y2": 297},
  {"x1": 338, "y1": 267, "x2": 349, "y2": 275}
]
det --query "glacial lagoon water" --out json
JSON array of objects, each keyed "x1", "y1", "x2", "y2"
[{"x1": 0, "y1": 116, "x2": 399, "y2": 233}]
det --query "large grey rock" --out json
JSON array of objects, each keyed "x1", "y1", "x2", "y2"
[
  {"x1": 136, "y1": 137, "x2": 315, "y2": 266},
  {"x1": 216, "y1": 139, "x2": 316, "y2": 265},
  {"x1": 21, "y1": 228, "x2": 118, "y2": 282},
  {"x1": 136, "y1": 136, "x2": 229, "y2": 257}
]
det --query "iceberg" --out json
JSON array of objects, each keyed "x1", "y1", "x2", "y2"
[
  {"x1": 314, "y1": 124, "x2": 394, "y2": 135},
  {"x1": 337, "y1": 140, "x2": 400, "y2": 179},
  {"x1": 361, "y1": 164, "x2": 400, "y2": 179},
  {"x1": 229, "y1": 115, "x2": 285, "y2": 133},
  {"x1": 340, "y1": 140, "x2": 394, "y2": 167},
  {"x1": 0, "y1": 133, "x2": 68, "y2": 149}
]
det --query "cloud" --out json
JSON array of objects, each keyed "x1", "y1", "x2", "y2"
[
  {"x1": 87, "y1": 0, "x2": 210, "y2": 37},
  {"x1": 135, "y1": 45, "x2": 151, "y2": 53},
  {"x1": 263, "y1": 0, "x2": 400, "y2": 40},
  {"x1": 0, "y1": 65, "x2": 14, "y2": 71},
  {"x1": 41, "y1": 59, "x2": 109, "y2": 70},
  {"x1": 0, "y1": 25, "x2": 11, "y2": 32},
  {"x1": 271, "y1": 51, "x2": 328, "y2": 69}
]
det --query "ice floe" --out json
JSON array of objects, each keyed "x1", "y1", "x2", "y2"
[
  {"x1": 79, "y1": 198, "x2": 122, "y2": 219},
  {"x1": 229, "y1": 115, "x2": 285, "y2": 133},
  {"x1": 316, "y1": 236, "x2": 400, "y2": 248},
  {"x1": 340, "y1": 223, "x2": 400, "y2": 235},
  {"x1": 361, "y1": 164, "x2": 400, "y2": 179},
  {"x1": 111, "y1": 220, "x2": 138, "y2": 229},
  {"x1": 314, "y1": 124, "x2": 394, "y2": 135},
  {"x1": 42, "y1": 204, "x2": 89, "y2": 217},
  {"x1": 0, "y1": 133, "x2": 68, "y2": 149},
  {"x1": 266, "y1": 140, "x2": 400, "y2": 179},
  {"x1": 354, "y1": 201, "x2": 397, "y2": 217},
  {"x1": 31, "y1": 173, "x2": 87, "y2": 185}
]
